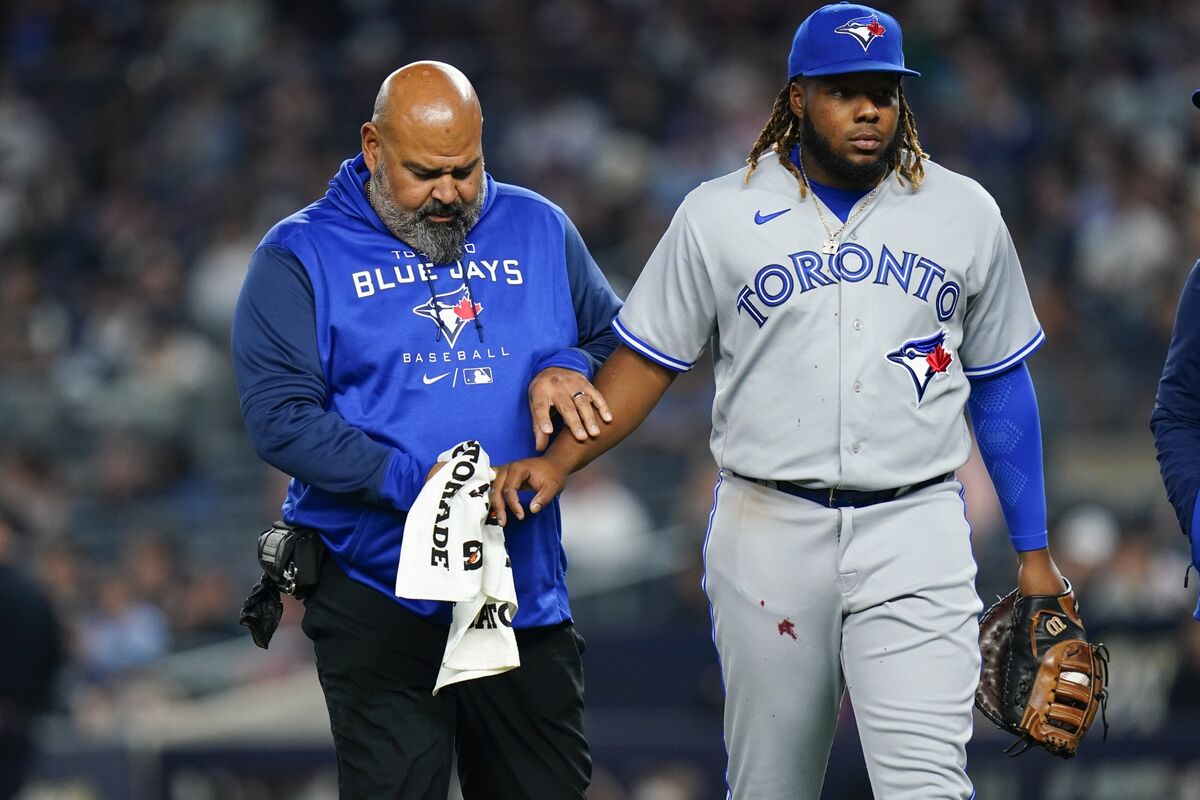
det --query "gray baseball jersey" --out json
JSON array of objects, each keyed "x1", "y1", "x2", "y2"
[{"x1": 614, "y1": 150, "x2": 1042, "y2": 490}]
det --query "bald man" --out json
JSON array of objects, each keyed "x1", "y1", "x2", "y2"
[{"x1": 232, "y1": 62, "x2": 621, "y2": 798}]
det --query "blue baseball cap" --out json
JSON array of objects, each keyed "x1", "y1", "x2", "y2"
[{"x1": 788, "y1": 2, "x2": 920, "y2": 80}]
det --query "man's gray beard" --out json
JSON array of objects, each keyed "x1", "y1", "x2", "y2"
[{"x1": 367, "y1": 158, "x2": 485, "y2": 265}]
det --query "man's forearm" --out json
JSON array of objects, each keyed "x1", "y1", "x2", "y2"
[{"x1": 544, "y1": 344, "x2": 677, "y2": 473}]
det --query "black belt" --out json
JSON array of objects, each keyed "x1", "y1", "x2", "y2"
[{"x1": 728, "y1": 471, "x2": 954, "y2": 508}]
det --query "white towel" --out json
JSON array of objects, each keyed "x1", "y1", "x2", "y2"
[{"x1": 396, "y1": 440, "x2": 519, "y2": 693}]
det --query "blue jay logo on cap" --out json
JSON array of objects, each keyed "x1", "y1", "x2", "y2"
[{"x1": 835, "y1": 15, "x2": 887, "y2": 51}]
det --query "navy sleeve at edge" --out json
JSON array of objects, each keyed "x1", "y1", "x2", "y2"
[
  {"x1": 1151, "y1": 259, "x2": 1200, "y2": 541},
  {"x1": 532, "y1": 215, "x2": 622, "y2": 378},
  {"x1": 231, "y1": 245, "x2": 425, "y2": 510},
  {"x1": 967, "y1": 362, "x2": 1048, "y2": 552}
]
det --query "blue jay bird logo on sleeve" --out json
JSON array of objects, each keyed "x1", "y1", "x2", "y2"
[
  {"x1": 412, "y1": 284, "x2": 483, "y2": 347},
  {"x1": 886, "y1": 329, "x2": 954, "y2": 403},
  {"x1": 835, "y1": 15, "x2": 887, "y2": 51}
]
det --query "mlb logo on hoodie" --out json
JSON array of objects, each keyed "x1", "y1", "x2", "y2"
[{"x1": 464, "y1": 367, "x2": 493, "y2": 385}]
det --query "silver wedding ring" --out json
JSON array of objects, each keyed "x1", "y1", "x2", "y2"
[{"x1": 571, "y1": 391, "x2": 586, "y2": 400}]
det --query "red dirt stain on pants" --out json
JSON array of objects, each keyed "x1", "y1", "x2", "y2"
[{"x1": 778, "y1": 619, "x2": 797, "y2": 640}]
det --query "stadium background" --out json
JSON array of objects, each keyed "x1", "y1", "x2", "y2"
[{"x1": 2, "y1": 0, "x2": 1199, "y2": 798}]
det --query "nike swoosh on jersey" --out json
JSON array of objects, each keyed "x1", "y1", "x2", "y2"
[
  {"x1": 423, "y1": 371, "x2": 451, "y2": 385},
  {"x1": 754, "y1": 208, "x2": 791, "y2": 225}
]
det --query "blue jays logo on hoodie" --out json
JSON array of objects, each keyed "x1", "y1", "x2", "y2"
[
  {"x1": 886, "y1": 329, "x2": 954, "y2": 404},
  {"x1": 412, "y1": 283, "x2": 483, "y2": 347},
  {"x1": 835, "y1": 15, "x2": 887, "y2": 51}
]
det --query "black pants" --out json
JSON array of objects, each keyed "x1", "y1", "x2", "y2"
[{"x1": 301, "y1": 557, "x2": 590, "y2": 800}]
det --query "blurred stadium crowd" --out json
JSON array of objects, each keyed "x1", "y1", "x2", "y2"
[{"x1": 3, "y1": 0, "x2": 1200, "y2": 797}]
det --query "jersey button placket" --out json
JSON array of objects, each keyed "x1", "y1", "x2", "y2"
[{"x1": 843, "y1": 288, "x2": 868, "y2": 469}]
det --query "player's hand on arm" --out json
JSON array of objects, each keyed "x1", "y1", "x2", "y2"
[
  {"x1": 494, "y1": 345, "x2": 678, "y2": 524},
  {"x1": 1017, "y1": 547, "x2": 1068, "y2": 596},
  {"x1": 490, "y1": 456, "x2": 571, "y2": 526},
  {"x1": 528, "y1": 367, "x2": 614, "y2": 451}
]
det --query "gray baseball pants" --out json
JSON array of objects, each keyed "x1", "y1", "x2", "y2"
[{"x1": 703, "y1": 472, "x2": 982, "y2": 799}]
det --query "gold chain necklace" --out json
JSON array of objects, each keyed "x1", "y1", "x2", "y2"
[{"x1": 796, "y1": 152, "x2": 886, "y2": 255}]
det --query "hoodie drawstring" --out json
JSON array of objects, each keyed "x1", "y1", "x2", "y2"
[
  {"x1": 462, "y1": 271, "x2": 485, "y2": 343},
  {"x1": 423, "y1": 273, "x2": 443, "y2": 343}
]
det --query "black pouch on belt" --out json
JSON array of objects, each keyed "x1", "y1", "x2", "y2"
[
  {"x1": 257, "y1": 521, "x2": 325, "y2": 597},
  {"x1": 239, "y1": 522, "x2": 326, "y2": 649}
]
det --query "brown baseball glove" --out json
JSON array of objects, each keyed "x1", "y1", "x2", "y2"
[{"x1": 976, "y1": 580, "x2": 1109, "y2": 757}]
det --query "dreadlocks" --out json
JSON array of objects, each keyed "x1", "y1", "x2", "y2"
[{"x1": 745, "y1": 82, "x2": 928, "y2": 196}]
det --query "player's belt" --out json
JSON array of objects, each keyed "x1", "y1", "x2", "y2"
[{"x1": 728, "y1": 471, "x2": 954, "y2": 508}]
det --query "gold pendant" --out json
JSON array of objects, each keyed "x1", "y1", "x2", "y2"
[{"x1": 821, "y1": 239, "x2": 839, "y2": 255}]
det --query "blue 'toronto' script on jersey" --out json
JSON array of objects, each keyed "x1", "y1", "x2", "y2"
[{"x1": 735, "y1": 243, "x2": 962, "y2": 328}]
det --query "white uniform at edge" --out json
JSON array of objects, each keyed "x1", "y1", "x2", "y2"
[{"x1": 614, "y1": 151, "x2": 1043, "y2": 799}]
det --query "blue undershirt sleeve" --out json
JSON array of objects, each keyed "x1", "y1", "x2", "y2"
[
  {"x1": 231, "y1": 245, "x2": 427, "y2": 512},
  {"x1": 967, "y1": 361, "x2": 1049, "y2": 552},
  {"x1": 531, "y1": 215, "x2": 622, "y2": 379}
]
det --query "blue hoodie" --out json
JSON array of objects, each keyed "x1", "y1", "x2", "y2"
[{"x1": 232, "y1": 154, "x2": 622, "y2": 627}]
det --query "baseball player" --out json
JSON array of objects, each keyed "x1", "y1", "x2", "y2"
[
  {"x1": 492, "y1": 4, "x2": 1074, "y2": 798},
  {"x1": 1150, "y1": 88, "x2": 1200, "y2": 622}
]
